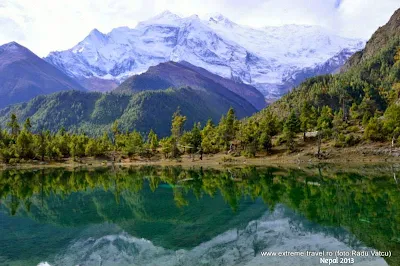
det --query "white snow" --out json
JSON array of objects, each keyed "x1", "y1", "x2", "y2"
[{"x1": 45, "y1": 11, "x2": 365, "y2": 98}]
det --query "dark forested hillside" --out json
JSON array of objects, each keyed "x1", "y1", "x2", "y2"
[
  {"x1": 115, "y1": 61, "x2": 266, "y2": 110},
  {"x1": 0, "y1": 86, "x2": 255, "y2": 137}
]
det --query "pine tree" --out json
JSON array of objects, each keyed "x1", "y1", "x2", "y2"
[
  {"x1": 218, "y1": 108, "x2": 238, "y2": 150},
  {"x1": 317, "y1": 106, "x2": 333, "y2": 131},
  {"x1": 124, "y1": 131, "x2": 144, "y2": 156},
  {"x1": 171, "y1": 108, "x2": 186, "y2": 140},
  {"x1": 7, "y1": 114, "x2": 20, "y2": 137},
  {"x1": 201, "y1": 119, "x2": 217, "y2": 153},
  {"x1": 394, "y1": 46, "x2": 400, "y2": 62},
  {"x1": 316, "y1": 106, "x2": 333, "y2": 158},
  {"x1": 300, "y1": 102, "x2": 316, "y2": 141},
  {"x1": 160, "y1": 137, "x2": 174, "y2": 159},
  {"x1": 35, "y1": 131, "x2": 47, "y2": 161},
  {"x1": 111, "y1": 120, "x2": 120, "y2": 161},
  {"x1": 171, "y1": 108, "x2": 186, "y2": 157},
  {"x1": 283, "y1": 111, "x2": 300, "y2": 152},
  {"x1": 147, "y1": 130, "x2": 159, "y2": 151},
  {"x1": 191, "y1": 123, "x2": 202, "y2": 153},
  {"x1": 85, "y1": 139, "x2": 100, "y2": 157},
  {"x1": 16, "y1": 129, "x2": 34, "y2": 159},
  {"x1": 23, "y1": 118, "x2": 32, "y2": 132},
  {"x1": 239, "y1": 120, "x2": 258, "y2": 157}
]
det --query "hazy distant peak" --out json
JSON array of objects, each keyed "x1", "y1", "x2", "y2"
[
  {"x1": 140, "y1": 10, "x2": 182, "y2": 26},
  {"x1": 205, "y1": 13, "x2": 236, "y2": 27}
]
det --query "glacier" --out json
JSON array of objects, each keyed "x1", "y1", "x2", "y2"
[{"x1": 45, "y1": 11, "x2": 365, "y2": 99}]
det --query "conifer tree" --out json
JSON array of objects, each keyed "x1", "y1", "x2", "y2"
[
  {"x1": 218, "y1": 108, "x2": 238, "y2": 150},
  {"x1": 23, "y1": 118, "x2": 32, "y2": 132},
  {"x1": 283, "y1": 111, "x2": 300, "y2": 152},
  {"x1": 147, "y1": 130, "x2": 159, "y2": 151},
  {"x1": 171, "y1": 108, "x2": 186, "y2": 157},
  {"x1": 201, "y1": 119, "x2": 217, "y2": 153},
  {"x1": 300, "y1": 102, "x2": 316, "y2": 141},
  {"x1": 7, "y1": 114, "x2": 20, "y2": 137}
]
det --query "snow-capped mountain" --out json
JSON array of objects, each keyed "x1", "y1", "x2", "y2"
[{"x1": 45, "y1": 11, "x2": 365, "y2": 99}]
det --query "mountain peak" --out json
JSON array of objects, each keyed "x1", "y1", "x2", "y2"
[
  {"x1": 149, "y1": 10, "x2": 181, "y2": 22},
  {"x1": 0, "y1": 41, "x2": 25, "y2": 51},
  {"x1": 88, "y1": 28, "x2": 107, "y2": 39},
  {"x1": 206, "y1": 13, "x2": 236, "y2": 27},
  {"x1": 0, "y1": 41, "x2": 35, "y2": 58},
  {"x1": 89, "y1": 28, "x2": 103, "y2": 35},
  {"x1": 83, "y1": 28, "x2": 107, "y2": 45},
  {"x1": 0, "y1": 41, "x2": 85, "y2": 108}
]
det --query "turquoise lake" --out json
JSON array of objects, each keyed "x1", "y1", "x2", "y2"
[{"x1": 0, "y1": 165, "x2": 399, "y2": 265}]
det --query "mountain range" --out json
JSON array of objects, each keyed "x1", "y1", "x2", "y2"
[
  {"x1": 45, "y1": 11, "x2": 365, "y2": 99},
  {"x1": 260, "y1": 8, "x2": 400, "y2": 124},
  {"x1": 0, "y1": 42, "x2": 85, "y2": 109},
  {"x1": 6, "y1": 9, "x2": 400, "y2": 138},
  {"x1": 0, "y1": 61, "x2": 258, "y2": 136}
]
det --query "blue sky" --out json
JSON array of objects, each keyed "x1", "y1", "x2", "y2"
[{"x1": 0, "y1": 0, "x2": 398, "y2": 56}]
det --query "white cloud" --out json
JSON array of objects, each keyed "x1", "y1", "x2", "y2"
[
  {"x1": 0, "y1": 0, "x2": 398, "y2": 56},
  {"x1": 335, "y1": 0, "x2": 400, "y2": 38}
]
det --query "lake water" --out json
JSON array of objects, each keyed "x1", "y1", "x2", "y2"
[{"x1": 0, "y1": 165, "x2": 399, "y2": 266}]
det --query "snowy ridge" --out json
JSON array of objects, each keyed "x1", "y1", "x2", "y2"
[
  {"x1": 37, "y1": 205, "x2": 386, "y2": 266},
  {"x1": 45, "y1": 11, "x2": 365, "y2": 98}
]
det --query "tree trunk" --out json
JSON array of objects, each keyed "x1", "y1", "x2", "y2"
[
  {"x1": 342, "y1": 98, "x2": 346, "y2": 121},
  {"x1": 317, "y1": 132, "x2": 322, "y2": 159},
  {"x1": 391, "y1": 135, "x2": 395, "y2": 155}
]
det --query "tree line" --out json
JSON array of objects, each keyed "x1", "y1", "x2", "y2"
[{"x1": 1, "y1": 94, "x2": 399, "y2": 164}]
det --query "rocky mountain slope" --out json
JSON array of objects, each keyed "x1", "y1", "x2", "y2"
[
  {"x1": 115, "y1": 61, "x2": 266, "y2": 110},
  {"x1": 45, "y1": 11, "x2": 364, "y2": 99},
  {"x1": 0, "y1": 42, "x2": 85, "y2": 108},
  {"x1": 0, "y1": 62, "x2": 258, "y2": 136},
  {"x1": 341, "y1": 8, "x2": 400, "y2": 72}
]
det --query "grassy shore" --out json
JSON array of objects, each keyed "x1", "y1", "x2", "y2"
[{"x1": 1, "y1": 139, "x2": 400, "y2": 170}]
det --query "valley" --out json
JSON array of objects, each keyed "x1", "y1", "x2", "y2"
[
  {"x1": 1, "y1": 8, "x2": 400, "y2": 166},
  {"x1": 1, "y1": 3, "x2": 400, "y2": 266}
]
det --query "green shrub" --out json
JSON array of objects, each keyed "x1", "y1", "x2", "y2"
[
  {"x1": 347, "y1": 126, "x2": 360, "y2": 133},
  {"x1": 344, "y1": 134, "x2": 361, "y2": 147},
  {"x1": 334, "y1": 133, "x2": 346, "y2": 148},
  {"x1": 364, "y1": 117, "x2": 385, "y2": 141}
]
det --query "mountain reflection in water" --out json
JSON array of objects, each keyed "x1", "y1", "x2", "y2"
[{"x1": 0, "y1": 165, "x2": 398, "y2": 265}]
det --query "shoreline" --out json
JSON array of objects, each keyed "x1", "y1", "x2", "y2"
[{"x1": 1, "y1": 143, "x2": 400, "y2": 171}]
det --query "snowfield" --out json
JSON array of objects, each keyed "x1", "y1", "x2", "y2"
[{"x1": 45, "y1": 11, "x2": 365, "y2": 98}]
